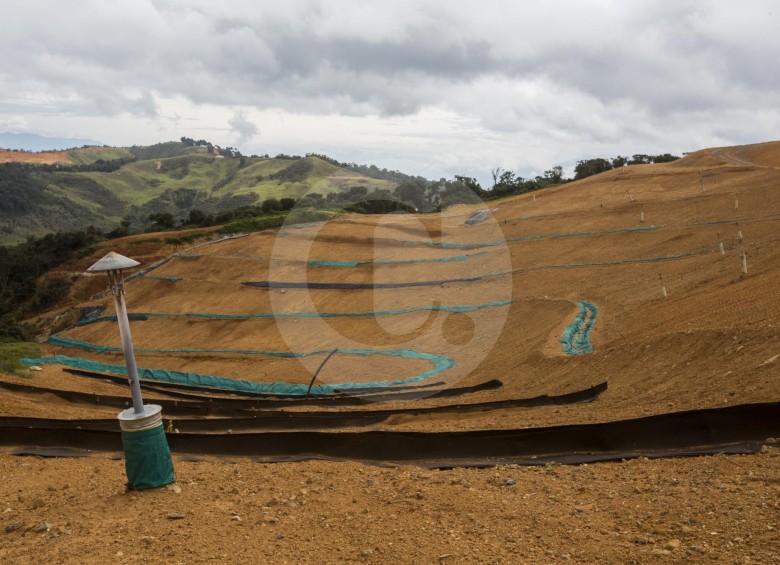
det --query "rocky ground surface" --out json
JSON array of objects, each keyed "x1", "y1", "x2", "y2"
[{"x1": 1, "y1": 447, "x2": 778, "y2": 564}]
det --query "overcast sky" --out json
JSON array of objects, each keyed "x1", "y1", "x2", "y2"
[{"x1": 2, "y1": 0, "x2": 779, "y2": 183}]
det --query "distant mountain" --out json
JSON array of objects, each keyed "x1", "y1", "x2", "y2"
[
  {"x1": 0, "y1": 140, "x2": 410, "y2": 244},
  {"x1": 0, "y1": 132, "x2": 102, "y2": 151}
]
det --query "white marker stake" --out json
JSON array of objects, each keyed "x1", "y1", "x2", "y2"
[
  {"x1": 658, "y1": 274, "x2": 667, "y2": 298},
  {"x1": 640, "y1": 210, "x2": 645, "y2": 223},
  {"x1": 734, "y1": 197, "x2": 739, "y2": 210},
  {"x1": 741, "y1": 252, "x2": 748, "y2": 275},
  {"x1": 719, "y1": 242, "x2": 725, "y2": 255}
]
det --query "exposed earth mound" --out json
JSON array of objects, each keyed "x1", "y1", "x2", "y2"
[{"x1": 1, "y1": 141, "x2": 778, "y2": 563}]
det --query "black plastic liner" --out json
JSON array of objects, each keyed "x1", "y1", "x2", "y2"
[
  {"x1": 2, "y1": 402, "x2": 777, "y2": 468},
  {"x1": 78, "y1": 305, "x2": 106, "y2": 323},
  {"x1": 11, "y1": 443, "x2": 763, "y2": 464},
  {"x1": 0, "y1": 381, "x2": 607, "y2": 431},
  {"x1": 61, "y1": 368, "x2": 459, "y2": 401},
  {"x1": 0, "y1": 381, "x2": 605, "y2": 424},
  {"x1": 242, "y1": 277, "x2": 484, "y2": 290},
  {"x1": 58, "y1": 369, "x2": 505, "y2": 404}
]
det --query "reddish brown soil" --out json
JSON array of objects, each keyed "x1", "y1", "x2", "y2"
[
  {"x1": 2, "y1": 141, "x2": 780, "y2": 562},
  {"x1": 0, "y1": 149, "x2": 71, "y2": 165},
  {"x1": 0, "y1": 449, "x2": 778, "y2": 564}
]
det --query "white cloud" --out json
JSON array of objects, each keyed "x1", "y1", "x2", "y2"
[
  {"x1": 0, "y1": 116, "x2": 29, "y2": 132},
  {"x1": 1, "y1": 0, "x2": 779, "y2": 183}
]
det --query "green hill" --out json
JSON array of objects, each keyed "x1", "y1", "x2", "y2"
[{"x1": 0, "y1": 141, "x2": 401, "y2": 244}]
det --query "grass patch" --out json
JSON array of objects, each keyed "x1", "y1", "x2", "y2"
[
  {"x1": 217, "y1": 215, "x2": 287, "y2": 234},
  {"x1": 125, "y1": 237, "x2": 163, "y2": 244},
  {"x1": 0, "y1": 341, "x2": 40, "y2": 376},
  {"x1": 215, "y1": 208, "x2": 335, "y2": 235},
  {"x1": 163, "y1": 230, "x2": 216, "y2": 246},
  {"x1": 66, "y1": 147, "x2": 135, "y2": 165},
  {"x1": 286, "y1": 208, "x2": 333, "y2": 224}
]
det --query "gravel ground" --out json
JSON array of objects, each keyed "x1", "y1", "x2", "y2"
[{"x1": 1, "y1": 447, "x2": 778, "y2": 564}]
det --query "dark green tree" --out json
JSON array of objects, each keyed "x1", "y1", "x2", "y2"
[
  {"x1": 628, "y1": 154, "x2": 652, "y2": 165},
  {"x1": 185, "y1": 209, "x2": 211, "y2": 227},
  {"x1": 394, "y1": 179, "x2": 428, "y2": 210},
  {"x1": 149, "y1": 212, "x2": 175, "y2": 229},
  {"x1": 574, "y1": 158, "x2": 613, "y2": 180},
  {"x1": 611, "y1": 156, "x2": 628, "y2": 168},
  {"x1": 261, "y1": 198, "x2": 281, "y2": 213},
  {"x1": 544, "y1": 166, "x2": 563, "y2": 183}
]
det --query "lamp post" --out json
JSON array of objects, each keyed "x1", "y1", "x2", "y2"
[{"x1": 87, "y1": 252, "x2": 175, "y2": 490}]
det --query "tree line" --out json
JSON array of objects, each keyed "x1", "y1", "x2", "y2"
[
  {"x1": 0, "y1": 227, "x2": 107, "y2": 340},
  {"x1": 179, "y1": 137, "x2": 242, "y2": 158},
  {"x1": 574, "y1": 153, "x2": 679, "y2": 180}
]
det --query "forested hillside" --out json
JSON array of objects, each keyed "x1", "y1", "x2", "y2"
[{"x1": 0, "y1": 141, "x2": 404, "y2": 243}]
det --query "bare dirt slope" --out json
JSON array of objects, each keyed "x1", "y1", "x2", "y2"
[
  {"x1": 1, "y1": 141, "x2": 779, "y2": 563},
  {"x1": 0, "y1": 149, "x2": 70, "y2": 165}
]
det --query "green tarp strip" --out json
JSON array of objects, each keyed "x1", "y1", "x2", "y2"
[
  {"x1": 276, "y1": 225, "x2": 658, "y2": 250},
  {"x1": 560, "y1": 301, "x2": 598, "y2": 355},
  {"x1": 361, "y1": 225, "x2": 659, "y2": 250},
  {"x1": 140, "y1": 275, "x2": 181, "y2": 281},
  {"x1": 23, "y1": 346, "x2": 456, "y2": 396},
  {"x1": 121, "y1": 424, "x2": 175, "y2": 490},
  {"x1": 174, "y1": 252, "x2": 486, "y2": 267},
  {"x1": 241, "y1": 245, "x2": 727, "y2": 290}
]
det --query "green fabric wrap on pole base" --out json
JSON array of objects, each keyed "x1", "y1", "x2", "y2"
[{"x1": 120, "y1": 423, "x2": 175, "y2": 490}]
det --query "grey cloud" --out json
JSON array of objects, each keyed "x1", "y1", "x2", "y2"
[
  {"x1": 2, "y1": 0, "x2": 780, "y2": 182},
  {"x1": 5, "y1": 1, "x2": 778, "y2": 122},
  {"x1": 229, "y1": 110, "x2": 258, "y2": 144}
]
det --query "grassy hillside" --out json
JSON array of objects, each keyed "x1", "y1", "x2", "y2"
[
  {"x1": 66, "y1": 146, "x2": 135, "y2": 164},
  {"x1": 0, "y1": 141, "x2": 399, "y2": 244}
]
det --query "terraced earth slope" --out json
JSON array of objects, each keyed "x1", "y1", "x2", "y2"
[
  {"x1": 16, "y1": 139, "x2": 779, "y2": 424},
  {"x1": 0, "y1": 140, "x2": 778, "y2": 563}
]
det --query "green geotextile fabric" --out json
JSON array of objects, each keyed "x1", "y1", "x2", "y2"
[
  {"x1": 140, "y1": 275, "x2": 181, "y2": 281},
  {"x1": 327, "y1": 225, "x2": 660, "y2": 250},
  {"x1": 195, "y1": 246, "x2": 722, "y2": 289},
  {"x1": 560, "y1": 301, "x2": 598, "y2": 355},
  {"x1": 22, "y1": 346, "x2": 456, "y2": 395},
  {"x1": 240, "y1": 246, "x2": 723, "y2": 290},
  {"x1": 121, "y1": 423, "x2": 175, "y2": 490},
  {"x1": 74, "y1": 299, "x2": 513, "y2": 326},
  {"x1": 400, "y1": 225, "x2": 659, "y2": 249},
  {"x1": 175, "y1": 252, "x2": 485, "y2": 267}
]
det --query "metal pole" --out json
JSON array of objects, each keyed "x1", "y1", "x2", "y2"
[{"x1": 110, "y1": 269, "x2": 145, "y2": 414}]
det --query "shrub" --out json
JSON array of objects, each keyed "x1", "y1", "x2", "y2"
[{"x1": 0, "y1": 340, "x2": 40, "y2": 376}]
